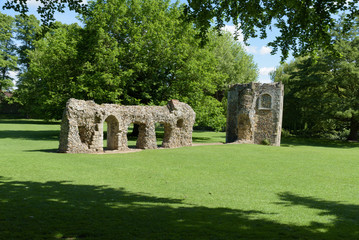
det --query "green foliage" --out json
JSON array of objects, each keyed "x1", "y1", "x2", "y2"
[
  {"x1": 4, "y1": 0, "x2": 359, "y2": 61},
  {"x1": 206, "y1": 30, "x2": 258, "y2": 130},
  {"x1": 14, "y1": 14, "x2": 41, "y2": 71},
  {"x1": 272, "y1": 17, "x2": 359, "y2": 140},
  {"x1": 261, "y1": 139, "x2": 271, "y2": 145},
  {"x1": 16, "y1": 22, "x2": 82, "y2": 119},
  {"x1": 3, "y1": 0, "x2": 88, "y2": 24},
  {"x1": 185, "y1": 0, "x2": 359, "y2": 61},
  {"x1": 281, "y1": 129, "x2": 293, "y2": 138},
  {"x1": 13, "y1": 1, "x2": 257, "y2": 129},
  {"x1": 0, "y1": 12, "x2": 17, "y2": 91},
  {"x1": 208, "y1": 30, "x2": 258, "y2": 88}
]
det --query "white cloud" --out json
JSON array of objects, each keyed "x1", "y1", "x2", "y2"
[
  {"x1": 221, "y1": 25, "x2": 244, "y2": 42},
  {"x1": 244, "y1": 45, "x2": 257, "y2": 54},
  {"x1": 258, "y1": 78, "x2": 272, "y2": 83},
  {"x1": 27, "y1": 0, "x2": 43, "y2": 7},
  {"x1": 244, "y1": 46, "x2": 272, "y2": 55},
  {"x1": 259, "y1": 46, "x2": 272, "y2": 55},
  {"x1": 9, "y1": 71, "x2": 17, "y2": 80},
  {"x1": 221, "y1": 25, "x2": 236, "y2": 35},
  {"x1": 259, "y1": 67, "x2": 276, "y2": 76},
  {"x1": 244, "y1": 45, "x2": 272, "y2": 55}
]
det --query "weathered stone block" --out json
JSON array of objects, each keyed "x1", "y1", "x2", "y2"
[
  {"x1": 58, "y1": 99, "x2": 196, "y2": 153},
  {"x1": 226, "y1": 82, "x2": 284, "y2": 146}
]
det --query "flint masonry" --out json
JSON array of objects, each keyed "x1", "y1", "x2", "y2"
[
  {"x1": 226, "y1": 82, "x2": 284, "y2": 146},
  {"x1": 58, "y1": 99, "x2": 195, "y2": 153}
]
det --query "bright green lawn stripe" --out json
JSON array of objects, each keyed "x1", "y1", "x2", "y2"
[{"x1": 0, "y1": 119, "x2": 358, "y2": 239}]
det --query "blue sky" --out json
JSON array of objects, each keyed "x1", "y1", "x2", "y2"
[{"x1": 1, "y1": 0, "x2": 290, "y2": 83}]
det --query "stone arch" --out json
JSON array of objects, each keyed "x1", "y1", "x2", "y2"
[
  {"x1": 135, "y1": 122, "x2": 156, "y2": 149},
  {"x1": 258, "y1": 93, "x2": 272, "y2": 109},
  {"x1": 104, "y1": 115, "x2": 120, "y2": 150},
  {"x1": 58, "y1": 99, "x2": 196, "y2": 153}
]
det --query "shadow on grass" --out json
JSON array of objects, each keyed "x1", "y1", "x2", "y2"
[
  {"x1": 0, "y1": 177, "x2": 358, "y2": 239},
  {"x1": 25, "y1": 148, "x2": 59, "y2": 153},
  {"x1": 0, "y1": 119, "x2": 59, "y2": 125},
  {"x1": 192, "y1": 136, "x2": 211, "y2": 142},
  {"x1": 277, "y1": 192, "x2": 359, "y2": 238},
  {"x1": 0, "y1": 130, "x2": 60, "y2": 141},
  {"x1": 281, "y1": 137, "x2": 359, "y2": 149}
]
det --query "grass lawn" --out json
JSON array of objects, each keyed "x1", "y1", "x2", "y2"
[{"x1": 0, "y1": 119, "x2": 358, "y2": 239}]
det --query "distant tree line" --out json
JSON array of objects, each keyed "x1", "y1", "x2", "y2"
[
  {"x1": 272, "y1": 17, "x2": 359, "y2": 141},
  {"x1": 0, "y1": 0, "x2": 258, "y2": 130}
]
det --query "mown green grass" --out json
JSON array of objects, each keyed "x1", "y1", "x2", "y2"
[{"x1": 0, "y1": 119, "x2": 358, "y2": 239}]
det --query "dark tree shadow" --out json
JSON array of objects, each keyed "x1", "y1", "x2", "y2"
[
  {"x1": 191, "y1": 136, "x2": 211, "y2": 143},
  {"x1": 0, "y1": 177, "x2": 358, "y2": 239},
  {"x1": 0, "y1": 130, "x2": 60, "y2": 141},
  {"x1": 281, "y1": 137, "x2": 359, "y2": 149},
  {"x1": 276, "y1": 192, "x2": 359, "y2": 239},
  {"x1": 0, "y1": 119, "x2": 59, "y2": 125},
  {"x1": 0, "y1": 119, "x2": 59, "y2": 143},
  {"x1": 25, "y1": 148, "x2": 59, "y2": 153}
]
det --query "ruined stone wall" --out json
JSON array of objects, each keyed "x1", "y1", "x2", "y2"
[
  {"x1": 58, "y1": 99, "x2": 196, "y2": 153},
  {"x1": 226, "y1": 82, "x2": 284, "y2": 146}
]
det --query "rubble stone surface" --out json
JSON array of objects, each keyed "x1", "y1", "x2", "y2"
[
  {"x1": 58, "y1": 99, "x2": 196, "y2": 153},
  {"x1": 226, "y1": 82, "x2": 284, "y2": 146}
]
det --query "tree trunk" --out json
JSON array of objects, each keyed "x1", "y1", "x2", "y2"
[
  {"x1": 130, "y1": 123, "x2": 140, "y2": 137},
  {"x1": 347, "y1": 118, "x2": 359, "y2": 141}
]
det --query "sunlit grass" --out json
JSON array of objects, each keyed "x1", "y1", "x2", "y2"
[{"x1": 0, "y1": 119, "x2": 358, "y2": 239}]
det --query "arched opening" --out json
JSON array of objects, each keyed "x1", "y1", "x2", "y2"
[
  {"x1": 126, "y1": 122, "x2": 157, "y2": 149},
  {"x1": 103, "y1": 115, "x2": 119, "y2": 150},
  {"x1": 259, "y1": 94, "x2": 272, "y2": 109},
  {"x1": 127, "y1": 123, "x2": 138, "y2": 148},
  {"x1": 155, "y1": 122, "x2": 164, "y2": 147},
  {"x1": 78, "y1": 126, "x2": 87, "y2": 143}
]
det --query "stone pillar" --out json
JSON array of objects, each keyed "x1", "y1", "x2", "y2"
[
  {"x1": 162, "y1": 123, "x2": 174, "y2": 148},
  {"x1": 136, "y1": 123, "x2": 157, "y2": 149},
  {"x1": 105, "y1": 116, "x2": 120, "y2": 150}
]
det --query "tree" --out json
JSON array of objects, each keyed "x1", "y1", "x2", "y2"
[
  {"x1": 15, "y1": 0, "x2": 257, "y2": 130},
  {"x1": 80, "y1": 0, "x2": 257, "y2": 130},
  {"x1": 16, "y1": 22, "x2": 83, "y2": 119},
  {"x1": 3, "y1": 0, "x2": 87, "y2": 24},
  {"x1": 200, "y1": 30, "x2": 258, "y2": 129},
  {"x1": 272, "y1": 17, "x2": 359, "y2": 140},
  {"x1": 81, "y1": 0, "x2": 234, "y2": 130},
  {"x1": 270, "y1": 57, "x2": 318, "y2": 134},
  {"x1": 207, "y1": 30, "x2": 258, "y2": 101},
  {"x1": 185, "y1": 0, "x2": 359, "y2": 60},
  {"x1": 14, "y1": 14, "x2": 41, "y2": 71},
  {"x1": 4, "y1": 0, "x2": 359, "y2": 60},
  {"x1": 0, "y1": 12, "x2": 17, "y2": 92}
]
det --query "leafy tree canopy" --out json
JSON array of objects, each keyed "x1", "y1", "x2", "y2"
[
  {"x1": 14, "y1": 14, "x2": 41, "y2": 71},
  {"x1": 13, "y1": 0, "x2": 257, "y2": 130},
  {"x1": 0, "y1": 12, "x2": 17, "y2": 92},
  {"x1": 4, "y1": 0, "x2": 359, "y2": 60},
  {"x1": 272, "y1": 17, "x2": 359, "y2": 140},
  {"x1": 3, "y1": 0, "x2": 87, "y2": 23},
  {"x1": 185, "y1": 0, "x2": 359, "y2": 60}
]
